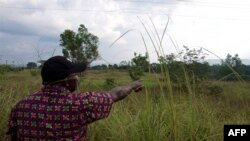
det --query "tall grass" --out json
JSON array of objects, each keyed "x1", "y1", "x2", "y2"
[
  {"x1": 87, "y1": 16, "x2": 250, "y2": 141},
  {"x1": 87, "y1": 75, "x2": 249, "y2": 141},
  {"x1": 0, "y1": 70, "x2": 250, "y2": 141}
]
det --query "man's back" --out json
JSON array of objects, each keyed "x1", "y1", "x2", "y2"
[
  {"x1": 8, "y1": 85, "x2": 113, "y2": 141},
  {"x1": 7, "y1": 56, "x2": 142, "y2": 141}
]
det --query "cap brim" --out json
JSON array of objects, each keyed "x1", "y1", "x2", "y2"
[{"x1": 70, "y1": 63, "x2": 87, "y2": 73}]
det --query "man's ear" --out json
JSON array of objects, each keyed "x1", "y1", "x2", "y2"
[{"x1": 65, "y1": 81, "x2": 70, "y2": 87}]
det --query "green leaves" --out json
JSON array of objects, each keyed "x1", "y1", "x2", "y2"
[
  {"x1": 128, "y1": 53, "x2": 149, "y2": 81},
  {"x1": 60, "y1": 24, "x2": 99, "y2": 63}
]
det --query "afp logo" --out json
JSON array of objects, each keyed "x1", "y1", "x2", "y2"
[{"x1": 224, "y1": 125, "x2": 250, "y2": 141}]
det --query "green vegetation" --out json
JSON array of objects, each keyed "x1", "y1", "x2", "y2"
[
  {"x1": 26, "y1": 62, "x2": 37, "y2": 68},
  {"x1": 60, "y1": 24, "x2": 99, "y2": 63},
  {"x1": 0, "y1": 65, "x2": 12, "y2": 75},
  {"x1": 128, "y1": 52, "x2": 149, "y2": 81},
  {"x1": 1, "y1": 69, "x2": 250, "y2": 141}
]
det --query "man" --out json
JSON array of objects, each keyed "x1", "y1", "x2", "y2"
[{"x1": 8, "y1": 56, "x2": 143, "y2": 141}]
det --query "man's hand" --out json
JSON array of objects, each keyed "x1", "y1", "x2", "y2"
[
  {"x1": 130, "y1": 80, "x2": 143, "y2": 92},
  {"x1": 109, "y1": 80, "x2": 143, "y2": 102}
]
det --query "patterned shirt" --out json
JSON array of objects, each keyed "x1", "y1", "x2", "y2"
[{"x1": 8, "y1": 85, "x2": 113, "y2": 141}]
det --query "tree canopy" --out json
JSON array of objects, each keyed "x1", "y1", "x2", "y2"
[
  {"x1": 27, "y1": 62, "x2": 37, "y2": 68},
  {"x1": 60, "y1": 24, "x2": 99, "y2": 63},
  {"x1": 128, "y1": 53, "x2": 149, "y2": 80}
]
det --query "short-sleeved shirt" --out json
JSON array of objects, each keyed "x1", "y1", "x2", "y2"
[{"x1": 8, "y1": 85, "x2": 113, "y2": 141}]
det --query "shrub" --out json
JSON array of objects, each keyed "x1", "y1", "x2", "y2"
[
  {"x1": 0, "y1": 65, "x2": 11, "y2": 75},
  {"x1": 207, "y1": 85, "x2": 223, "y2": 96},
  {"x1": 128, "y1": 66, "x2": 144, "y2": 81},
  {"x1": 30, "y1": 69, "x2": 40, "y2": 77},
  {"x1": 104, "y1": 78, "x2": 116, "y2": 89}
]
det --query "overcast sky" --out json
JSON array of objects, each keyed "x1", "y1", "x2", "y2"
[{"x1": 1, "y1": 0, "x2": 250, "y2": 66}]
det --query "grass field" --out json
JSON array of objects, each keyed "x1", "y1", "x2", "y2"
[{"x1": 0, "y1": 69, "x2": 250, "y2": 141}]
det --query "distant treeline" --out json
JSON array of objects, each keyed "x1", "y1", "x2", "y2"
[
  {"x1": 1, "y1": 51, "x2": 249, "y2": 81},
  {"x1": 90, "y1": 62, "x2": 250, "y2": 81},
  {"x1": 1, "y1": 60, "x2": 250, "y2": 81},
  {"x1": 90, "y1": 53, "x2": 250, "y2": 81}
]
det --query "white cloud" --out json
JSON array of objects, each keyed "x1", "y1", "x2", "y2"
[
  {"x1": 1, "y1": 0, "x2": 250, "y2": 65},
  {"x1": 167, "y1": 0, "x2": 250, "y2": 59}
]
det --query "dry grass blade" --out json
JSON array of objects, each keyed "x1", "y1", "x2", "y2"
[
  {"x1": 108, "y1": 25, "x2": 150, "y2": 62},
  {"x1": 51, "y1": 47, "x2": 57, "y2": 57},
  {"x1": 167, "y1": 33, "x2": 181, "y2": 55},
  {"x1": 137, "y1": 16, "x2": 160, "y2": 58},
  {"x1": 109, "y1": 29, "x2": 136, "y2": 47},
  {"x1": 148, "y1": 16, "x2": 164, "y2": 57},
  {"x1": 160, "y1": 16, "x2": 170, "y2": 45},
  {"x1": 149, "y1": 16, "x2": 161, "y2": 45},
  {"x1": 108, "y1": 27, "x2": 150, "y2": 72}
]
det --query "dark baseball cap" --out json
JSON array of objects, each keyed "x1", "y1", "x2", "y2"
[{"x1": 41, "y1": 56, "x2": 87, "y2": 85}]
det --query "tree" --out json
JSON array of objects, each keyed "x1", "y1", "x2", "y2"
[
  {"x1": 131, "y1": 52, "x2": 149, "y2": 72},
  {"x1": 181, "y1": 45, "x2": 207, "y2": 64},
  {"x1": 119, "y1": 61, "x2": 129, "y2": 70},
  {"x1": 27, "y1": 62, "x2": 37, "y2": 68},
  {"x1": 225, "y1": 53, "x2": 242, "y2": 68},
  {"x1": 60, "y1": 24, "x2": 99, "y2": 63},
  {"x1": 158, "y1": 46, "x2": 209, "y2": 81},
  {"x1": 128, "y1": 53, "x2": 149, "y2": 80},
  {"x1": 113, "y1": 64, "x2": 118, "y2": 69},
  {"x1": 0, "y1": 64, "x2": 11, "y2": 74},
  {"x1": 220, "y1": 53, "x2": 243, "y2": 80},
  {"x1": 158, "y1": 53, "x2": 176, "y2": 65},
  {"x1": 91, "y1": 64, "x2": 108, "y2": 70}
]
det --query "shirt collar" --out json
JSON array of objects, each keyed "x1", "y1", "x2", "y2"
[{"x1": 42, "y1": 85, "x2": 69, "y2": 96}]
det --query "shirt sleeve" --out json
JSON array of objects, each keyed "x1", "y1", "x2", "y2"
[
  {"x1": 78, "y1": 91, "x2": 113, "y2": 124},
  {"x1": 7, "y1": 107, "x2": 17, "y2": 134}
]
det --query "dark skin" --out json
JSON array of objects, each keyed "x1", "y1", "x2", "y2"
[
  {"x1": 56, "y1": 74, "x2": 143, "y2": 102},
  {"x1": 64, "y1": 80, "x2": 78, "y2": 92},
  {"x1": 43, "y1": 74, "x2": 79, "y2": 93},
  {"x1": 109, "y1": 80, "x2": 143, "y2": 102}
]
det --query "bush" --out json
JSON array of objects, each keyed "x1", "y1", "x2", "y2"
[
  {"x1": 128, "y1": 66, "x2": 144, "y2": 81},
  {"x1": 207, "y1": 85, "x2": 223, "y2": 97},
  {"x1": 104, "y1": 78, "x2": 116, "y2": 89},
  {"x1": 193, "y1": 81, "x2": 223, "y2": 98},
  {"x1": 0, "y1": 65, "x2": 11, "y2": 75},
  {"x1": 30, "y1": 69, "x2": 40, "y2": 77}
]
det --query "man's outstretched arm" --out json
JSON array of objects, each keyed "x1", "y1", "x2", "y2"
[{"x1": 109, "y1": 80, "x2": 143, "y2": 102}]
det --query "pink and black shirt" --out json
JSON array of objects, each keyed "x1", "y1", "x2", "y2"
[{"x1": 8, "y1": 85, "x2": 113, "y2": 141}]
